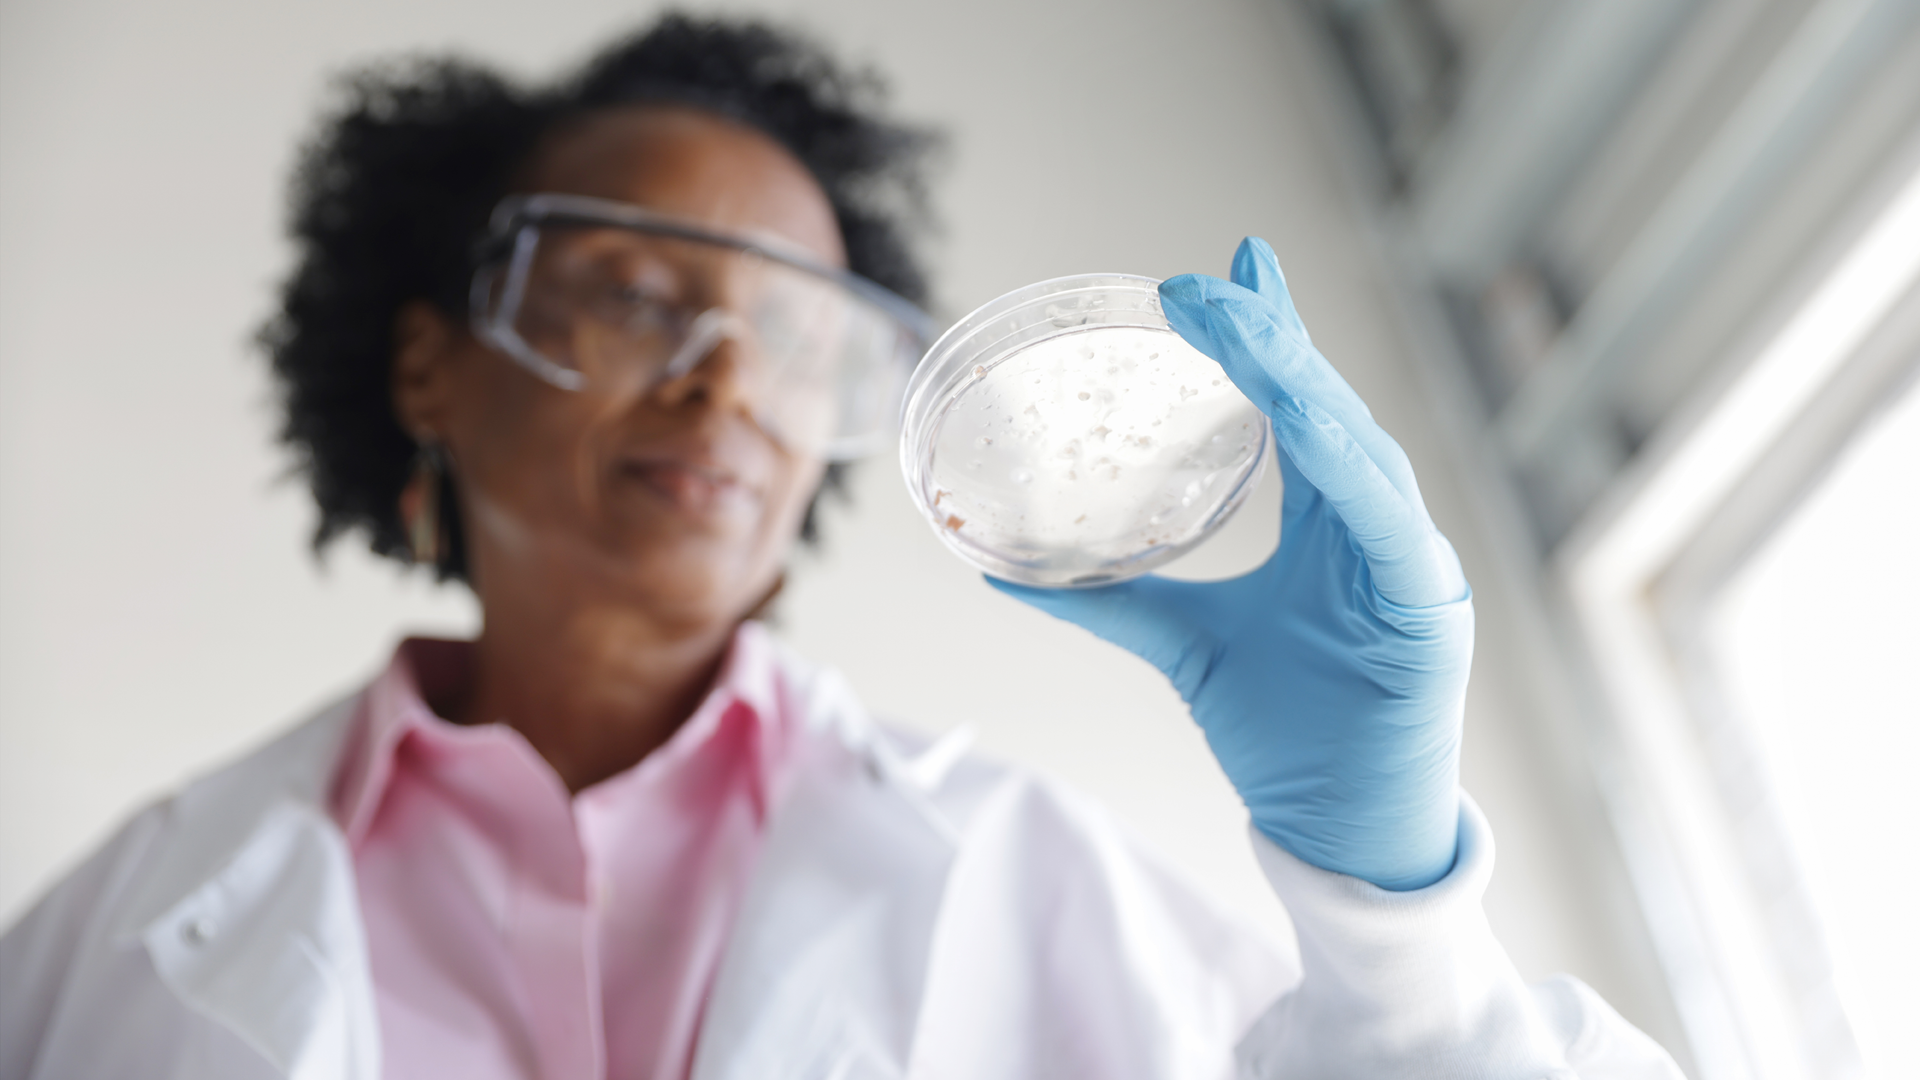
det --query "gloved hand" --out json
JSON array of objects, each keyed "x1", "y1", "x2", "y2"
[{"x1": 992, "y1": 238, "x2": 1473, "y2": 891}]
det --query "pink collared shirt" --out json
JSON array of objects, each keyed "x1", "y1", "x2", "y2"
[{"x1": 329, "y1": 623, "x2": 799, "y2": 1080}]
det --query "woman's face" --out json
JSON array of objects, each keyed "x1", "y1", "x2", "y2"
[{"x1": 394, "y1": 106, "x2": 843, "y2": 634}]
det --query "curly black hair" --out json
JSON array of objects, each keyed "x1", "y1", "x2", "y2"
[{"x1": 260, "y1": 13, "x2": 936, "y2": 582}]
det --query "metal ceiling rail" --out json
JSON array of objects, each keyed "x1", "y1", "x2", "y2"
[
  {"x1": 1407, "y1": 0, "x2": 1698, "y2": 284},
  {"x1": 1493, "y1": 0, "x2": 1916, "y2": 463}
]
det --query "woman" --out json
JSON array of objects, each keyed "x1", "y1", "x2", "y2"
[{"x1": 0, "y1": 15, "x2": 1681, "y2": 1079}]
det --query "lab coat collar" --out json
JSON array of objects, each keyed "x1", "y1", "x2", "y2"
[
  {"x1": 109, "y1": 644, "x2": 968, "y2": 1080},
  {"x1": 111, "y1": 694, "x2": 378, "y2": 1079}
]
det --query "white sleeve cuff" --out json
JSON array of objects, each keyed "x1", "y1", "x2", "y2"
[
  {"x1": 1236, "y1": 793, "x2": 1681, "y2": 1079},
  {"x1": 1249, "y1": 791, "x2": 1497, "y2": 956}
]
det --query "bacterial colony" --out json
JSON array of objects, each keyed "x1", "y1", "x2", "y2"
[{"x1": 925, "y1": 324, "x2": 1266, "y2": 582}]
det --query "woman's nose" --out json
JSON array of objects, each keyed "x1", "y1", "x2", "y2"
[
  {"x1": 650, "y1": 309, "x2": 763, "y2": 416},
  {"x1": 657, "y1": 309, "x2": 742, "y2": 382}
]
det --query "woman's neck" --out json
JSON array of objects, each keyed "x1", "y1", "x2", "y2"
[{"x1": 449, "y1": 601, "x2": 736, "y2": 793}]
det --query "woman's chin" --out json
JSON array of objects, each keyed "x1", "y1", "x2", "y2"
[{"x1": 581, "y1": 536, "x2": 780, "y2": 627}]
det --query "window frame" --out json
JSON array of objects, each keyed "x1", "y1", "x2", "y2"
[{"x1": 1555, "y1": 151, "x2": 1920, "y2": 1080}]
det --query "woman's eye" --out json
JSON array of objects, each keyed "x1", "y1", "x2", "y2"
[
  {"x1": 607, "y1": 281, "x2": 668, "y2": 306},
  {"x1": 586, "y1": 281, "x2": 676, "y2": 325}
]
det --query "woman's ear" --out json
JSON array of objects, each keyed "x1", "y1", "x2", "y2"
[{"x1": 391, "y1": 300, "x2": 459, "y2": 442}]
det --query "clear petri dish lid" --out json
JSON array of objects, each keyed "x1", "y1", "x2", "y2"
[{"x1": 901, "y1": 274, "x2": 1270, "y2": 587}]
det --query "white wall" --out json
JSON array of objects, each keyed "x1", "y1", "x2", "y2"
[{"x1": 0, "y1": 0, "x2": 1679, "y2": 1053}]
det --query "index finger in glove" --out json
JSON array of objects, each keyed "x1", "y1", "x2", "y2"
[
  {"x1": 1161, "y1": 251, "x2": 1461, "y2": 607},
  {"x1": 1161, "y1": 249, "x2": 1424, "y2": 513},
  {"x1": 1269, "y1": 389, "x2": 1464, "y2": 607}
]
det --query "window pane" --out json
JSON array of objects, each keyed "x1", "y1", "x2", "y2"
[{"x1": 1709, "y1": 373, "x2": 1920, "y2": 1080}]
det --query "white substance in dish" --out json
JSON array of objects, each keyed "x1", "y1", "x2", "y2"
[{"x1": 926, "y1": 325, "x2": 1265, "y2": 583}]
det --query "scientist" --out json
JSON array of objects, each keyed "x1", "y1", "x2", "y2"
[{"x1": 0, "y1": 15, "x2": 1681, "y2": 1080}]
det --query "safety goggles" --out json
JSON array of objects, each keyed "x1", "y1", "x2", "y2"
[{"x1": 470, "y1": 193, "x2": 935, "y2": 461}]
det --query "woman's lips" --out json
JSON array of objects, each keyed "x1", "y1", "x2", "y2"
[{"x1": 616, "y1": 458, "x2": 760, "y2": 515}]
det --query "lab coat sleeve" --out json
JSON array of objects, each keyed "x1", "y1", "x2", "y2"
[{"x1": 1235, "y1": 794, "x2": 1684, "y2": 1079}]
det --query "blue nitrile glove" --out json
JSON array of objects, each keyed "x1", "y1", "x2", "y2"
[{"x1": 991, "y1": 238, "x2": 1473, "y2": 891}]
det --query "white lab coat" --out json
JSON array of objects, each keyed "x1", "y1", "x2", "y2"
[{"x1": 0, "y1": 639, "x2": 1681, "y2": 1079}]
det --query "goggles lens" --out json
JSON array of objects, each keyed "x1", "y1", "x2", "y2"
[{"x1": 471, "y1": 195, "x2": 932, "y2": 460}]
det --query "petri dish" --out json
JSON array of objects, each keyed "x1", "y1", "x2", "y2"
[{"x1": 900, "y1": 274, "x2": 1270, "y2": 587}]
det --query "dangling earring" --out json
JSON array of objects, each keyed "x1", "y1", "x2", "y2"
[{"x1": 399, "y1": 442, "x2": 447, "y2": 569}]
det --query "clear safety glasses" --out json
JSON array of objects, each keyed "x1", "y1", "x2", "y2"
[{"x1": 470, "y1": 193, "x2": 935, "y2": 461}]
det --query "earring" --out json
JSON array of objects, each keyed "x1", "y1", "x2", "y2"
[{"x1": 399, "y1": 442, "x2": 447, "y2": 568}]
